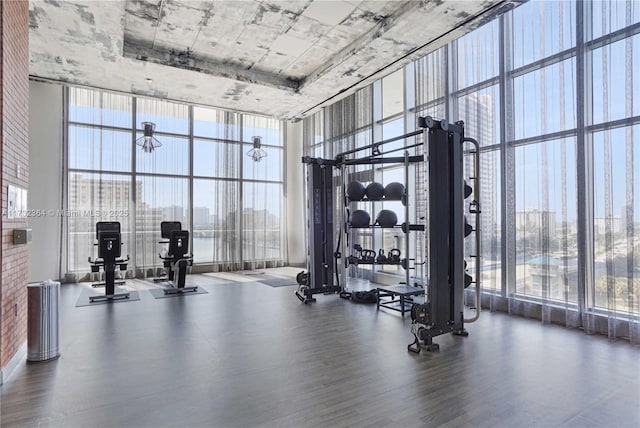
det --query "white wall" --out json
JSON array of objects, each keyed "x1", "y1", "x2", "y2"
[
  {"x1": 285, "y1": 120, "x2": 306, "y2": 266},
  {"x1": 28, "y1": 81, "x2": 64, "y2": 282}
]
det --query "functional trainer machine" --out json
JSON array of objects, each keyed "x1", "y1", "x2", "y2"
[
  {"x1": 157, "y1": 222, "x2": 196, "y2": 295},
  {"x1": 88, "y1": 222, "x2": 130, "y2": 303},
  {"x1": 407, "y1": 117, "x2": 481, "y2": 353},
  {"x1": 295, "y1": 157, "x2": 341, "y2": 303},
  {"x1": 297, "y1": 116, "x2": 481, "y2": 353},
  {"x1": 296, "y1": 129, "x2": 426, "y2": 304}
]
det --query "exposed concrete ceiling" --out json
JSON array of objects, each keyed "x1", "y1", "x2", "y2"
[{"x1": 29, "y1": 0, "x2": 522, "y2": 119}]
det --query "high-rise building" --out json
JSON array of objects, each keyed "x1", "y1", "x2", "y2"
[
  {"x1": 516, "y1": 208, "x2": 558, "y2": 238},
  {"x1": 68, "y1": 174, "x2": 140, "y2": 271},
  {"x1": 162, "y1": 205, "x2": 185, "y2": 224},
  {"x1": 460, "y1": 92, "x2": 499, "y2": 255},
  {"x1": 594, "y1": 216, "x2": 622, "y2": 236},
  {"x1": 193, "y1": 206, "x2": 211, "y2": 226}
]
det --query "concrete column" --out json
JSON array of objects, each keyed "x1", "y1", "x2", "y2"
[
  {"x1": 28, "y1": 81, "x2": 63, "y2": 283},
  {"x1": 285, "y1": 120, "x2": 305, "y2": 266}
]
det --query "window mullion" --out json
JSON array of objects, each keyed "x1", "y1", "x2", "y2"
[
  {"x1": 576, "y1": 0, "x2": 593, "y2": 316},
  {"x1": 501, "y1": 12, "x2": 516, "y2": 298}
]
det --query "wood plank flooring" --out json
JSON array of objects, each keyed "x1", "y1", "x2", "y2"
[{"x1": 1, "y1": 268, "x2": 639, "y2": 428}]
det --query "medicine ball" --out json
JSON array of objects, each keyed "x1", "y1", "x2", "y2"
[
  {"x1": 384, "y1": 182, "x2": 405, "y2": 200},
  {"x1": 464, "y1": 180, "x2": 473, "y2": 199},
  {"x1": 366, "y1": 182, "x2": 385, "y2": 200},
  {"x1": 464, "y1": 216, "x2": 473, "y2": 237},
  {"x1": 376, "y1": 209, "x2": 398, "y2": 228},
  {"x1": 464, "y1": 273, "x2": 473, "y2": 288},
  {"x1": 346, "y1": 181, "x2": 366, "y2": 201},
  {"x1": 350, "y1": 210, "x2": 371, "y2": 228}
]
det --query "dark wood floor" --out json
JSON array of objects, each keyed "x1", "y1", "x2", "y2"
[{"x1": 2, "y1": 270, "x2": 639, "y2": 428}]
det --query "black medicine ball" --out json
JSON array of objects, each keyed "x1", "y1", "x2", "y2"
[
  {"x1": 346, "y1": 181, "x2": 366, "y2": 201},
  {"x1": 464, "y1": 180, "x2": 473, "y2": 199},
  {"x1": 366, "y1": 182, "x2": 385, "y2": 200},
  {"x1": 350, "y1": 210, "x2": 371, "y2": 228},
  {"x1": 384, "y1": 182, "x2": 405, "y2": 200},
  {"x1": 376, "y1": 209, "x2": 398, "y2": 227},
  {"x1": 464, "y1": 216, "x2": 473, "y2": 237}
]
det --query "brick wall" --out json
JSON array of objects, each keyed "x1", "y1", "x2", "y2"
[{"x1": 1, "y1": 0, "x2": 30, "y2": 369}]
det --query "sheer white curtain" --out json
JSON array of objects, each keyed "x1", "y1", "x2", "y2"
[
  {"x1": 193, "y1": 108, "x2": 242, "y2": 271},
  {"x1": 67, "y1": 172, "x2": 133, "y2": 281},
  {"x1": 66, "y1": 89, "x2": 287, "y2": 278},
  {"x1": 66, "y1": 88, "x2": 133, "y2": 281},
  {"x1": 582, "y1": 0, "x2": 639, "y2": 343},
  {"x1": 241, "y1": 114, "x2": 285, "y2": 270},
  {"x1": 507, "y1": 1, "x2": 580, "y2": 329},
  {"x1": 134, "y1": 98, "x2": 190, "y2": 274}
]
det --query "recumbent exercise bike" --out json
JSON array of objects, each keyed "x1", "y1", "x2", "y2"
[
  {"x1": 87, "y1": 222, "x2": 130, "y2": 303},
  {"x1": 155, "y1": 221, "x2": 197, "y2": 295}
]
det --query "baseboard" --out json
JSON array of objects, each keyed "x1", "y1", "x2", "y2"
[
  {"x1": 0, "y1": 341, "x2": 27, "y2": 385},
  {"x1": 287, "y1": 263, "x2": 306, "y2": 268}
]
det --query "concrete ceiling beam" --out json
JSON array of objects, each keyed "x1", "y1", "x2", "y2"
[{"x1": 123, "y1": 36, "x2": 300, "y2": 93}]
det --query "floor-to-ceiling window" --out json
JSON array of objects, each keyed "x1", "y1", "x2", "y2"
[
  {"x1": 135, "y1": 98, "x2": 190, "y2": 273},
  {"x1": 66, "y1": 88, "x2": 284, "y2": 277},
  {"x1": 192, "y1": 107, "x2": 241, "y2": 267},
  {"x1": 379, "y1": 70, "x2": 407, "y2": 274},
  {"x1": 242, "y1": 115, "x2": 285, "y2": 267},
  {"x1": 453, "y1": 20, "x2": 504, "y2": 299},
  {"x1": 587, "y1": 1, "x2": 640, "y2": 326},
  {"x1": 509, "y1": 0, "x2": 578, "y2": 307},
  {"x1": 67, "y1": 89, "x2": 134, "y2": 275}
]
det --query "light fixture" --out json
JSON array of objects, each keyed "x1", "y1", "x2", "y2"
[
  {"x1": 135, "y1": 122, "x2": 162, "y2": 153},
  {"x1": 246, "y1": 136, "x2": 267, "y2": 162}
]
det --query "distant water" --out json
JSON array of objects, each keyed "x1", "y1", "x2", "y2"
[{"x1": 192, "y1": 237, "x2": 280, "y2": 263}]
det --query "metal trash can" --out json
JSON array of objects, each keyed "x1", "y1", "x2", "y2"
[{"x1": 27, "y1": 280, "x2": 60, "y2": 362}]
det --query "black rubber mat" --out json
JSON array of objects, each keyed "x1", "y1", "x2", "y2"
[{"x1": 257, "y1": 278, "x2": 298, "y2": 287}]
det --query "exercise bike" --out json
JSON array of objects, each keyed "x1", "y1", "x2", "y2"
[
  {"x1": 156, "y1": 222, "x2": 197, "y2": 295},
  {"x1": 152, "y1": 221, "x2": 182, "y2": 283},
  {"x1": 87, "y1": 222, "x2": 130, "y2": 303}
]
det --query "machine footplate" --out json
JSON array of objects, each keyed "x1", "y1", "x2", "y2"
[
  {"x1": 89, "y1": 292, "x2": 130, "y2": 303},
  {"x1": 163, "y1": 286, "x2": 198, "y2": 295}
]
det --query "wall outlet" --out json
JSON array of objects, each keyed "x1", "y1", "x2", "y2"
[{"x1": 13, "y1": 228, "x2": 32, "y2": 245}]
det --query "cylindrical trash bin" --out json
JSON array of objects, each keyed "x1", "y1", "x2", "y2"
[{"x1": 27, "y1": 280, "x2": 60, "y2": 362}]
